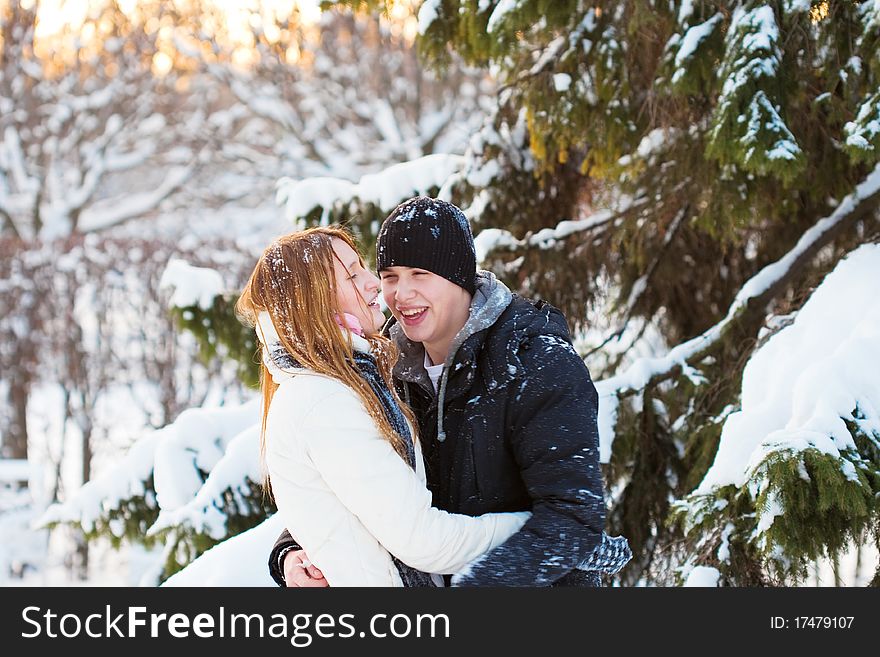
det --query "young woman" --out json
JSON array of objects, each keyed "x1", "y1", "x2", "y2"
[{"x1": 236, "y1": 227, "x2": 528, "y2": 586}]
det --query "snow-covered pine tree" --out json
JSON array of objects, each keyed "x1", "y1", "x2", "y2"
[{"x1": 282, "y1": 0, "x2": 880, "y2": 585}]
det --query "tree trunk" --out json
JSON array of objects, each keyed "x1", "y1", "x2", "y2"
[
  {"x1": 3, "y1": 375, "x2": 30, "y2": 462},
  {"x1": 73, "y1": 531, "x2": 90, "y2": 582},
  {"x1": 75, "y1": 420, "x2": 93, "y2": 581}
]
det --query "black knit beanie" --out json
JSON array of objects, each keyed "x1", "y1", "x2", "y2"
[{"x1": 376, "y1": 196, "x2": 477, "y2": 295}]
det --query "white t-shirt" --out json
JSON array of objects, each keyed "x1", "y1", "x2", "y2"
[
  {"x1": 424, "y1": 352, "x2": 444, "y2": 393},
  {"x1": 424, "y1": 351, "x2": 451, "y2": 587}
]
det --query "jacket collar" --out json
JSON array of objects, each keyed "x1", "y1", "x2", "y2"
[{"x1": 256, "y1": 311, "x2": 372, "y2": 384}]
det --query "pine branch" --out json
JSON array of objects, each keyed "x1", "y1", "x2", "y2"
[
  {"x1": 598, "y1": 161, "x2": 880, "y2": 399},
  {"x1": 585, "y1": 205, "x2": 689, "y2": 358}
]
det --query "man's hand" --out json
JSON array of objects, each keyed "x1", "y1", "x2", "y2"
[{"x1": 283, "y1": 549, "x2": 328, "y2": 588}]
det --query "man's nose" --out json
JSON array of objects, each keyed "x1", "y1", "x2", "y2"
[{"x1": 395, "y1": 278, "x2": 416, "y2": 301}]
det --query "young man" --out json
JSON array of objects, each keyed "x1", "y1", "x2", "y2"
[{"x1": 269, "y1": 196, "x2": 629, "y2": 586}]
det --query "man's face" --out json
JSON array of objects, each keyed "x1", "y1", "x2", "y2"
[{"x1": 379, "y1": 266, "x2": 471, "y2": 359}]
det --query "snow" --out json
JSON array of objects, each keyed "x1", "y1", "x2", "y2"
[
  {"x1": 714, "y1": 7, "x2": 782, "y2": 123},
  {"x1": 717, "y1": 523, "x2": 735, "y2": 563},
  {"x1": 360, "y1": 155, "x2": 463, "y2": 210},
  {"x1": 473, "y1": 208, "x2": 615, "y2": 263},
  {"x1": 683, "y1": 565, "x2": 720, "y2": 587},
  {"x1": 277, "y1": 154, "x2": 465, "y2": 224},
  {"x1": 755, "y1": 489, "x2": 784, "y2": 535},
  {"x1": 529, "y1": 36, "x2": 566, "y2": 78},
  {"x1": 162, "y1": 513, "x2": 283, "y2": 586},
  {"x1": 553, "y1": 73, "x2": 572, "y2": 92},
  {"x1": 636, "y1": 129, "x2": 676, "y2": 160},
  {"x1": 417, "y1": 0, "x2": 442, "y2": 35},
  {"x1": 596, "y1": 161, "x2": 880, "y2": 462},
  {"x1": 466, "y1": 158, "x2": 501, "y2": 188},
  {"x1": 596, "y1": 395, "x2": 620, "y2": 465},
  {"x1": 487, "y1": 0, "x2": 521, "y2": 34},
  {"x1": 697, "y1": 243, "x2": 880, "y2": 496},
  {"x1": 77, "y1": 165, "x2": 193, "y2": 232},
  {"x1": 844, "y1": 94, "x2": 880, "y2": 151},
  {"x1": 0, "y1": 463, "x2": 48, "y2": 583},
  {"x1": 672, "y1": 14, "x2": 722, "y2": 84},
  {"x1": 741, "y1": 91, "x2": 802, "y2": 162},
  {"x1": 38, "y1": 399, "x2": 260, "y2": 529},
  {"x1": 275, "y1": 176, "x2": 357, "y2": 226},
  {"x1": 473, "y1": 228, "x2": 520, "y2": 262},
  {"x1": 783, "y1": 0, "x2": 812, "y2": 12},
  {"x1": 149, "y1": 424, "x2": 262, "y2": 539},
  {"x1": 159, "y1": 258, "x2": 226, "y2": 311},
  {"x1": 847, "y1": 134, "x2": 871, "y2": 150},
  {"x1": 870, "y1": 0, "x2": 880, "y2": 29},
  {"x1": 0, "y1": 459, "x2": 31, "y2": 483},
  {"x1": 151, "y1": 399, "x2": 260, "y2": 511},
  {"x1": 706, "y1": 5, "x2": 804, "y2": 170},
  {"x1": 677, "y1": 0, "x2": 695, "y2": 24},
  {"x1": 740, "y1": 6, "x2": 777, "y2": 53}
]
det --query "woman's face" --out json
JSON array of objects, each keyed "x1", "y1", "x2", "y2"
[{"x1": 331, "y1": 238, "x2": 384, "y2": 333}]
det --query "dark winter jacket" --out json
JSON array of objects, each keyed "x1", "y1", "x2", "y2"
[
  {"x1": 391, "y1": 271, "x2": 605, "y2": 585},
  {"x1": 270, "y1": 272, "x2": 623, "y2": 586}
]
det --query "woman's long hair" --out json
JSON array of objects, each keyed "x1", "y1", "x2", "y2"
[{"x1": 235, "y1": 227, "x2": 418, "y2": 492}]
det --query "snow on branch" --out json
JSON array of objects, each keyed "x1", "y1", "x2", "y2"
[
  {"x1": 696, "y1": 243, "x2": 880, "y2": 497},
  {"x1": 159, "y1": 258, "x2": 226, "y2": 311},
  {"x1": 162, "y1": 513, "x2": 284, "y2": 587},
  {"x1": 38, "y1": 399, "x2": 260, "y2": 533},
  {"x1": 148, "y1": 425, "x2": 263, "y2": 540},
  {"x1": 76, "y1": 165, "x2": 194, "y2": 233},
  {"x1": 487, "y1": 0, "x2": 524, "y2": 34},
  {"x1": 595, "y1": 161, "x2": 880, "y2": 462},
  {"x1": 277, "y1": 153, "x2": 465, "y2": 225},
  {"x1": 37, "y1": 432, "x2": 162, "y2": 534},
  {"x1": 150, "y1": 400, "x2": 260, "y2": 512},
  {"x1": 417, "y1": 0, "x2": 442, "y2": 35},
  {"x1": 473, "y1": 207, "x2": 618, "y2": 263}
]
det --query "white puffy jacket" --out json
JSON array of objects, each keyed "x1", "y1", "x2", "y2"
[{"x1": 262, "y1": 326, "x2": 529, "y2": 587}]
